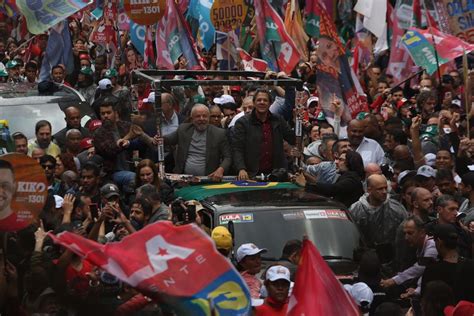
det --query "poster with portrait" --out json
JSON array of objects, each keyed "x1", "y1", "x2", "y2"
[{"x1": 0, "y1": 154, "x2": 47, "y2": 232}]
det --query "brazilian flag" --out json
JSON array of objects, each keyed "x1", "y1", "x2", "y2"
[{"x1": 176, "y1": 181, "x2": 299, "y2": 201}]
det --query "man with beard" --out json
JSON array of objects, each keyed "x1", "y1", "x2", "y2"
[
  {"x1": 76, "y1": 67, "x2": 96, "y2": 105},
  {"x1": 5, "y1": 60, "x2": 23, "y2": 83},
  {"x1": 28, "y1": 120, "x2": 61, "y2": 157},
  {"x1": 129, "y1": 197, "x2": 152, "y2": 230},
  {"x1": 79, "y1": 162, "x2": 101, "y2": 205},
  {"x1": 164, "y1": 104, "x2": 232, "y2": 181},
  {"x1": 39, "y1": 155, "x2": 61, "y2": 195},
  {"x1": 93, "y1": 98, "x2": 135, "y2": 191},
  {"x1": 53, "y1": 106, "x2": 90, "y2": 150}
]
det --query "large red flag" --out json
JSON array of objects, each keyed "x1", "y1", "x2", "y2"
[
  {"x1": 416, "y1": 26, "x2": 474, "y2": 62},
  {"x1": 287, "y1": 240, "x2": 359, "y2": 316},
  {"x1": 49, "y1": 222, "x2": 251, "y2": 315},
  {"x1": 237, "y1": 48, "x2": 268, "y2": 72},
  {"x1": 254, "y1": 0, "x2": 301, "y2": 74}
]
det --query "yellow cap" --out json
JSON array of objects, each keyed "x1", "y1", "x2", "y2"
[{"x1": 211, "y1": 226, "x2": 233, "y2": 250}]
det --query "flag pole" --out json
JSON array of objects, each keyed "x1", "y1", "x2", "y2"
[
  {"x1": 271, "y1": 41, "x2": 281, "y2": 71},
  {"x1": 463, "y1": 50, "x2": 470, "y2": 138}
]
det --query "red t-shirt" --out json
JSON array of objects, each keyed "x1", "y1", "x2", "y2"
[
  {"x1": 259, "y1": 119, "x2": 273, "y2": 174},
  {"x1": 254, "y1": 297, "x2": 289, "y2": 316}
]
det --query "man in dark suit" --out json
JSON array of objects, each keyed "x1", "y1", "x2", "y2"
[{"x1": 164, "y1": 104, "x2": 232, "y2": 181}]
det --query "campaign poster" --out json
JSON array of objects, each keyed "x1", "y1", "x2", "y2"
[
  {"x1": 436, "y1": 0, "x2": 474, "y2": 43},
  {"x1": 0, "y1": 154, "x2": 47, "y2": 232}
]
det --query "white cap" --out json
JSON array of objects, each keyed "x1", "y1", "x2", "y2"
[
  {"x1": 143, "y1": 92, "x2": 155, "y2": 104},
  {"x1": 98, "y1": 78, "x2": 113, "y2": 90},
  {"x1": 417, "y1": 165, "x2": 436, "y2": 178},
  {"x1": 344, "y1": 282, "x2": 374, "y2": 308},
  {"x1": 303, "y1": 140, "x2": 321, "y2": 157},
  {"x1": 213, "y1": 94, "x2": 235, "y2": 105},
  {"x1": 307, "y1": 96, "x2": 319, "y2": 107},
  {"x1": 236, "y1": 243, "x2": 267, "y2": 262},
  {"x1": 424, "y1": 153, "x2": 436, "y2": 167},
  {"x1": 266, "y1": 265, "x2": 291, "y2": 282},
  {"x1": 54, "y1": 195, "x2": 64, "y2": 209}
]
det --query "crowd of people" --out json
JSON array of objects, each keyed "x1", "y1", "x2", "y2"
[{"x1": 1, "y1": 5, "x2": 474, "y2": 316}]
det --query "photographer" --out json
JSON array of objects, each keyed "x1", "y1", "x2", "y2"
[{"x1": 170, "y1": 199, "x2": 211, "y2": 234}]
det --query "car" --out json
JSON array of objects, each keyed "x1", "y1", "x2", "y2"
[
  {"x1": 176, "y1": 182, "x2": 364, "y2": 278},
  {"x1": 0, "y1": 82, "x2": 93, "y2": 139}
]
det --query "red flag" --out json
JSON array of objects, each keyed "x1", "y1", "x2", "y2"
[
  {"x1": 143, "y1": 25, "x2": 155, "y2": 69},
  {"x1": 254, "y1": 0, "x2": 301, "y2": 74},
  {"x1": 416, "y1": 26, "x2": 474, "y2": 62},
  {"x1": 287, "y1": 240, "x2": 359, "y2": 316},
  {"x1": 237, "y1": 48, "x2": 268, "y2": 72},
  {"x1": 50, "y1": 222, "x2": 251, "y2": 314}
]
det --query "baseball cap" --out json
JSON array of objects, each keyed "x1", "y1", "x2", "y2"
[
  {"x1": 80, "y1": 137, "x2": 93, "y2": 151},
  {"x1": 444, "y1": 300, "x2": 474, "y2": 316},
  {"x1": 433, "y1": 224, "x2": 458, "y2": 243},
  {"x1": 451, "y1": 99, "x2": 462, "y2": 108},
  {"x1": 398, "y1": 170, "x2": 416, "y2": 185},
  {"x1": 88, "y1": 119, "x2": 102, "y2": 132},
  {"x1": 266, "y1": 265, "x2": 290, "y2": 283},
  {"x1": 356, "y1": 112, "x2": 369, "y2": 120},
  {"x1": 104, "y1": 68, "x2": 118, "y2": 78},
  {"x1": 236, "y1": 243, "x2": 267, "y2": 262},
  {"x1": 316, "y1": 111, "x2": 326, "y2": 121},
  {"x1": 143, "y1": 92, "x2": 155, "y2": 104},
  {"x1": 211, "y1": 226, "x2": 232, "y2": 251},
  {"x1": 98, "y1": 78, "x2": 113, "y2": 90},
  {"x1": 424, "y1": 153, "x2": 436, "y2": 167},
  {"x1": 100, "y1": 183, "x2": 120, "y2": 199},
  {"x1": 343, "y1": 282, "x2": 374, "y2": 308},
  {"x1": 307, "y1": 96, "x2": 319, "y2": 107},
  {"x1": 417, "y1": 165, "x2": 436, "y2": 178},
  {"x1": 213, "y1": 94, "x2": 235, "y2": 105},
  {"x1": 303, "y1": 140, "x2": 321, "y2": 157},
  {"x1": 80, "y1": 66, "x2": 93, "y2": 76},
  {"x1": 79, "y1": 53, "x2": 90, "y2": 60},
  {"x1": 5, "y1": 60, "x2": 19, "y2": 69}
]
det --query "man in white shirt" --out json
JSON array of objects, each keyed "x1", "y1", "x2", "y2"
[{"x1": 347, "y1": 119, "x2": 384, "y2": 167}]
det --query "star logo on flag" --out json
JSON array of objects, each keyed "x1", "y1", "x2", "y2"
[{"x1": 157, "y1": 248, "x2": 169, "y2": 256}]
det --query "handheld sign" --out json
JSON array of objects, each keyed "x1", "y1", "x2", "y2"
[
  {"x1": 123, "y1": 0, "x2": 166, "y2": 25},
  {"x1": 0, "y1": 154, "x2": 47, "y2": 232},
  {"x1": 211, "y1": 0, "x2": 248, "y2": 32}
]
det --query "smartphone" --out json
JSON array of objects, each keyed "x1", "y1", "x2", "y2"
[{"x1": 90, "y1": 203, "x2": 99, "y2": 220}]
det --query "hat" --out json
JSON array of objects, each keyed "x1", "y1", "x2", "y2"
[
  {"x1": 5, "y1": 60, "x2": 19, "y2": 69},
  {"x1": 0, "y1": 69, "x2": 7, "y2": 77},
  {"x1": 80, "y1": 137, "x2": 93, "y2": 150},
  {"x1": 424, "y1": 153, "x2": 436, "y2": 167},
  {"x1": 451, "y1": 99, "x2": 462, "y2": 108},
  {"x1": 444, "y1": 300, "x2": 474, "y2": 316},
  {"x1": 100, "y1": 183, "x2": 120, "y2": 199},
  {"x1": 424, "y1": 125, "x2": 438, "y2": 136},
  {"x1": 213, "y1": 94, "x2": 235, "y2": 105},
  {"x1": 417, "y1": 165, "x2": 436, "y2": 178},
  {"x1": 236, "y1": 243, "x2": 267, "y2": 262},
  {"x1": 143, "y1": 92, "x2": 155, "y2": 104},
  {"x1": 307, "y1": 96, "x2": 319, "y2": 107},
  {"x1": 54, "y1": 195, "x2": 64, "y2": 209},
  {"x1": 80, "y1": 66, "x2": 93, "y2": 76},
  {"x1": 79, "y1": 53, "x2": 90, "y2": 60},
  {"x1": 88, "y1": 120, "x2": 102, "y2": 132},
  {"x1": 433, "y1": 224, "x2": 458, "y2": 243},
  {"x1": 398, "y1": 170, "x2": 416, "y2": 185},
  {"x1": 316, "y1": 111, "x2": 326, "y2": 121},
  {"x1": 343, "y1": 282, "x2": 374, "y2": 308},
  {"x1": 301, "y1": 86, "x2": 310, "y2": 95},
  {"x1": 230, "y1": 86, "x2": 241, "y2": 92},
  {"x1": 211, "y1": 226, "x2": 233, "y2": 250},
  {"x1": 303, "y1": 140, "x2": 321, "y2": 157},
  {"x1": 356, "y1": 112, "x2": 369, "y2": 120},
  {"x1": 104, "y1": 68, "x2": 118, "y2": 78},
  {"x1": 266, "y1": 265, "x2": 291, "y2": 283},
  {"x1": 98, "y1": 78, "x2": 113, "y2": 90}
]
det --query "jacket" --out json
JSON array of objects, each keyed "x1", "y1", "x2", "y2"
[
  {"x1": 232, "y1": 110, "x2": 295, "y2": 176},
  {"x1": 349, "y1": 194, "x2": 408, "y2": 248},
  {"x1": 93, "y1": 120, "x2": 131, "y2": 173},
  {"x1": 164, "y1": 123, "x2": 232, "y2": 175},
  {"x1": 306, "y1": 171, "x2": 364, "y2": 208}
]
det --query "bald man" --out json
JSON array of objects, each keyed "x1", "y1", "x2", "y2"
[
  {"x1": 350, "y1": 174, "x2": 408, "y2": 250},
  {"x1": 164, "y1": 104, "x2": 232, "y2": 181},
  {"x1": 53, "y1": 106, "x2": 90, "y2": 150},
  {"x1": 347, "y1": 119, "x2": 385, "y2": 167},
  {"x1": 365, "y1": 163, "x2": 382, "y2": 178}
]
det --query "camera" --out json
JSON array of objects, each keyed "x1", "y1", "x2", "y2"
[{"x1": 171, "y1": 198, "x2": 197, "y2": 224}]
